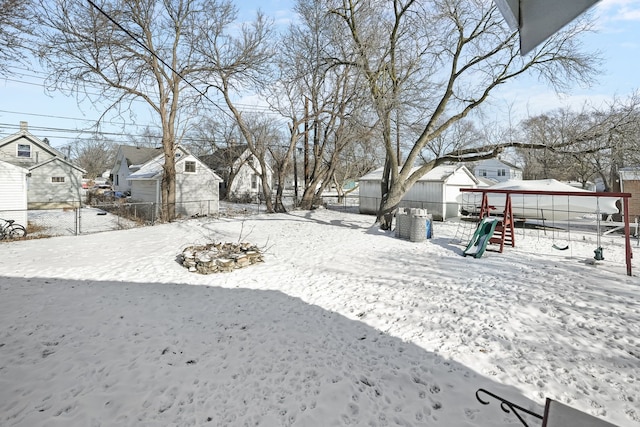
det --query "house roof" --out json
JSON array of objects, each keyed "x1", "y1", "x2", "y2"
[
  {"x1": 128, "y1": 146, "x2": 222, "y2": 181},
  {"x1": 359, "y1": 164, "x2": 478, "y2": 184},
  {"x1": 118, "y1": 145, "x2": 163, "y2": 167},
  {"x1": 29, "y1": 156, "x2": 87, "y2": 174},
  {"x1": 477, "y1": 177, "x2": 497, "y2": 187},
  {"x1": 0, "y1": 124, "x2": 68, "y2": 159},
  {"x1": 199, "y1": 145, "x2": 248, "y2": 171},
  {"x1": 127, "y1": 153, "x2": 166, "y2": 180}
]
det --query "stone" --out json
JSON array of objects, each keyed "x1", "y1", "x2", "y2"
[{"x1": 180, "y1": 242, "x2": 264, "y2": 274}]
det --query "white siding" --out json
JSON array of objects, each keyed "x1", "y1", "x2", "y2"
[
  {"x1": 358, "y1": 180, "x2": 381, "y2": 215},
  {"x1": 474, "y1": 159, "x2": 522, "y2": 183},
  {"x1": 130, "y1": 180, "x2": 158, "y2": 203},
  {"x1": 358, "y1": 166, "x2": 478, "y2": 220},
  {"x1": 0, "y1": 161, "x2": 28, "y2": 225},
  {"x1": 406, "y1": 181, "x2": 445, "y2": 217},
  {"x1": 28, "y1": 159, "x2": 83, "y2": 208},
  {"x1": 129, "y1": 152, "x2": 222, "y2": 218},
  {"x1": 228, "y1": 152, "x2": 273, "y2": 198},
  {"x1": 113, "y1": 157, "x2": 132, "y2": 193},
  {"x1": 230, "y1": 165, "x2": 259, "y2": 197},
  {"x1": 175, "y1": 156, "x2": 221, "y2": 216}
]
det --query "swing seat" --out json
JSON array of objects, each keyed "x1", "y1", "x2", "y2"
[
  {"x1": 552, "y1": 243, "x2": 569, "y2": 251},
  {"x1": 594, "y1": 247, "x2": 604, "y2": 261}
]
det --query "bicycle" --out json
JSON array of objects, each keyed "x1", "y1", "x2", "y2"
[{"x1": 0, "y1": 218, "x2": 27, "y2": 240}]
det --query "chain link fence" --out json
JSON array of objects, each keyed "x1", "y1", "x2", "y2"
[
  {"x1": 1, "y1": 199, "x2": 222, "y2": 239},
  {"x1": 2, "y1": 194, "x2": 363, "y2": 240}
]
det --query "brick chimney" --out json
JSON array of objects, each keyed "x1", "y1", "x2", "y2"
[{"x1": 20, "y1": 121, "x2": 28, "y2": 131}]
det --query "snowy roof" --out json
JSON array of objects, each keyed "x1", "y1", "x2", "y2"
[
  {"x1": 488, "y1": 178, "x2": 594, "y2": 193},
  {"x1": 359, "y1": 164, "x2": 477, "y2": 183},
  {"x1": 127, "y1": 153, "x2": 165, "y2": 180},
  {"x1": 128, "y1": 147, "x2": 223, "y2": 182}
]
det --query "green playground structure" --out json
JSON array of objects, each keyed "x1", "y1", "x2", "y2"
[{"x1": 463, "y1": 217, "x2": 499, "y2": 258}]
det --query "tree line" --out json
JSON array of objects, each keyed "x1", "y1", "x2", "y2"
[{"x1": 1, "y1": 0, "x2": 638, "y2": 224}]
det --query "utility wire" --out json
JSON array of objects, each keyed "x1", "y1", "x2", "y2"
[
  {"x1": 2, "y1": 70, "x2": 276, "y2": 113},
  {"x1": 86, "y1": 0, "x2": 229, "y2": 118}
]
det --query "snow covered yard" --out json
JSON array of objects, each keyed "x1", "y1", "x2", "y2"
[{"x1": 0, "y1": 208, "x2": 638, "y2": 426}]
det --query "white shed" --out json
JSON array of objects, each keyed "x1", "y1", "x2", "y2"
[
  {"x1": 358, "y1": 164, "x2": 479, "y2": 220},
  {"x1": 0, "y1": 160, "x2": 29, "y2": 226}
]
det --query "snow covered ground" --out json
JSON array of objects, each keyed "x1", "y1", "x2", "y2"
[{"x1": 0, "y1": 208, "x2": 638, "y2": 426}]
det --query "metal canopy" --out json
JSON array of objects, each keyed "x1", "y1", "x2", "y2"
[{"x1": 494, "y1": 0, "x2": 601, "y2": 55}]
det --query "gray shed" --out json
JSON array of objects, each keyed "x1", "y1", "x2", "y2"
[{"x1": 358, "y1": 164, "x2": 479, "y2": 220}]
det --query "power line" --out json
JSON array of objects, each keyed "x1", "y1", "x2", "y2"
[
  {"x1": 2, "y1": 69, "x2": 278, "y2": 114},
  {"x1": 86, "y1": 0, "x2": 227, "y2": 117}
]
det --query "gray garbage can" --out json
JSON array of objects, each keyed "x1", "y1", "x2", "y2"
[
  {"x1": 396, "y1": 208, "x2": 411, "y2": 240},
  {"x1": 410, "y1": 214, "x2": 427, "y2": 242}
]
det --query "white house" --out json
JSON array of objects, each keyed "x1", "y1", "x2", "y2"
[
  {"x1": 358, "y1": 164, "x2": 479, "y2": 220},
  {"x1": 200, "y1": 145, "x2": 273, "y2": 201},
  {"x1": 0, "y1": 121, "x2": 86, "y2": 209},
  {"x1": 111, "y1": 145, "x2": 163, "y2": 193},
  {"x1": 128, "y1": 146, "x2": 223, "y2": 218},
  {"x1": 0, "y1": 160, "x2": 29, "y2": 226},
  {"x1": 473, "y1": 158, "x2": 523, "y2": 183}
]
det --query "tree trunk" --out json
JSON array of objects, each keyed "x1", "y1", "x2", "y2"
[
  {"x1": 377, "y1": 159, "x2": 394, "y2": 229},
  {"x1": 258, "y1": 158, "x2": 274, "y2": 212},
  {"x1": 273, "y1": 158, "x2": 291, "y2": 213},
  {"x1": 377, "y1": 183, "x2": 404, "y2": 230},
  {"x1": 298, "y1": 185, "x2": 317, "y2": 210},
  {"x1": 160, "y1": 142, "x2": 176, "y2": 221}
]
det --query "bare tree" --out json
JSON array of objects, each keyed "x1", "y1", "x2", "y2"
[
  {"x1": 184, "y1": 115, "x2": 234, "y2": 157},
  {"x1": 191, "y1": 5, "x2": 277, "y2": 212},
  {"x1": 518, "y1": 110, "x2": 578, "y2": 180},
  {"x1": 0, "y1": 0, "x2": 31, "y2": 76},
  {"x1": 519, "y1": 94, "x2": 640, "y2": 191},
  {"x1": 33, "y1": 0, "x2": 226, "y2": 221},
  {"x1": 132, "y1": 126, "x2": 162, "y2": 149},
  {"x1": 328, "y1": 0, "x2": 601, "y2": 229},
  {"x1": 69, "y1": 137, "x2": 117, "y2": 179},
  {"x1": 264, "y1": 79, "x2": 307, "y2": 211},
  {"x1": 332, "y1": 131, "x2": 381, "y2": 201},
  {"x1": 274, "y1": 0, "x2": 373, "y2": 210}
]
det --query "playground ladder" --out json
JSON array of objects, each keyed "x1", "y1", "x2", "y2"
[{"x1": 478, "y1": 192, "x2": 515, "y2": 253}]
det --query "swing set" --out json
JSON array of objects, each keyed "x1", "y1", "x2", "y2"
[{"x1": 460, "y1": 187, "x2": 633, "y2": 276}]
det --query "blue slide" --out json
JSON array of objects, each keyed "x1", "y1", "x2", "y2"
[{"x1": 463, "y1": 217, "x2": 499, "y2": 258}]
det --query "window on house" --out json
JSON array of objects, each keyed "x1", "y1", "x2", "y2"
[
  {"x1": 479, "y1": 169, "x2": 487, "y2": 177},
  {"x1": 17, "y1": 144, "x2": 31, "y2": 158},
  {"x1": 51, "y1": 177, "x2": 65, "y2": 183},
  {"x1": 185, "y1": 161, "x2": 196, "y2": 173},
  {"x1": 251, "y1": 174, "x2": 258, "y2": 190},
  {"x1": 498, "y1": 169, "x2": 506, "y2": 177}
]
